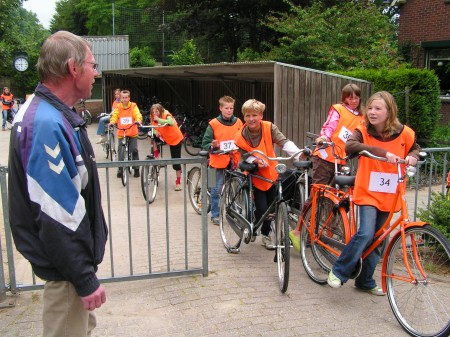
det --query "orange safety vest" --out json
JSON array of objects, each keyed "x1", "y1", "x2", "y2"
[
  {"x1": 116, "y1": 102, "x2": 139, "y2": 138},
  {"x1": 314, "y1": 104, "x2": 362, "y2": 165},
  {"x1": 112, "y1": 100, "x2": 120, "y2": 110},
  {"x1": 209, "y1": 117, "x2": 243, "y2": 169},
  {"x1": 353, "y1": 125, "x2": 416, "y2": 212},
  {"x1": 1, "y1": 93, "x2": 14, "y2": 111},
  {"x1": 235, "y1": 121, "x2": 278, "y2": 191},
  {"x1": 152, "y1": 110, "x2": 184, "y2": 146}
]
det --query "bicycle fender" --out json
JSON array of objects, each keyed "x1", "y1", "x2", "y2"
[{"x1": 381, "y1": 221, "x2": 428, "y2": 292}]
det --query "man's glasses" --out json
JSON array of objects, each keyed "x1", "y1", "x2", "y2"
[{"x1": 84, "y1": 61, "x2": 99, "y2": 71}]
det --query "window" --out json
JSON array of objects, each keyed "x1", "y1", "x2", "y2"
[{"x1": 427, "y1": 48, "x2": 450, "y2": 96}]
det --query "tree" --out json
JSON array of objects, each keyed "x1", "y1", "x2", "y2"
[
  {"x1": 168, "y1": 39, "x2": 203, "y2": 65},
  {"x1": 263, "y1": 1, "x2": 401, "y2": 71}
]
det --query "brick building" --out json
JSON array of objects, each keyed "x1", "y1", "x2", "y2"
[{"x1": 394, "y1": 0, "x2": 450, "y2": 123}]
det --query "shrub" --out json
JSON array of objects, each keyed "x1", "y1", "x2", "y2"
[{"x1": 417, "y1": 192, "x2": 450, "y2": 241}]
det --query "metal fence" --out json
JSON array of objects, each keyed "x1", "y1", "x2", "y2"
[
  {"x1": 1, "y1": 147, "x2": 450, "y2": 305},
  {"x1": 0, "y1": 156, "x2": 209, "y2": 305}
]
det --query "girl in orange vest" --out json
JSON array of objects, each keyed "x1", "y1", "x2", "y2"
[
  {"x1": 1, "y1": 87, "x2": 15, "y2": 131},
  {"x1": 150, "y1": 103, "x2": 184, "y2": 191},
  {"x1": 201, "y1": 96, "x2": 243, "y2": 225},
  {"x1": 312, "y1": 83, "x2": 363, "y2": 185},
  {"x1": 290, "y1": 83, "x2": 363, "y2": 252},
  {"x1": 235, "y1": 99, "x2": 302, "y2": 250},
  {"x1": 327, "y1": 91, "x2": 420, "y2": 295}
]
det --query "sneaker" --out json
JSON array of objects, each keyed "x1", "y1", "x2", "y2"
[
  {"x1": 146, "y1": 154, "x2": 155, "y2": 159},
  {"x1": 134, "y1": 170, "x2": 140, "y2": 178},
  {"x1": 211, "y1": 217, "x2": 219, "y2": 225},
  {"x1": 96, "y1": 136, "x2": 106, "y2": 144},
  {"x1": 261, "y1": 235, "x2": 275, "y2": 250},
  {"x1": 327, "y1": 270, "x2": 342, "y2": 288},
  {"x1": 174, "y1": 184, "x2": 182, "y2": 191},
  {"x1": 355, "y1": 286, "x2": 386, "y2": 296},
  {"x1": 289, "y1": 230, "x2": 300, "y2": 253}
]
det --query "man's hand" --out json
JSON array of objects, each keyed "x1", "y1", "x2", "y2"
[{"x1": 80, "y1": 284, "x2": 106, "y2": 311}]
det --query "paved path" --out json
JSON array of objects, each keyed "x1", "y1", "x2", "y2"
[{"x1": 0, "y1": 123, "x2": 412, "y2": 337}]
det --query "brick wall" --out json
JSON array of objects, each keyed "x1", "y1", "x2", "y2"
[
  {"x1": 441, "y1": 99, "x2": 450, "y2": 125},
  {"x1": 398, "y1": 0, "x2": 450, "y2": 68}
]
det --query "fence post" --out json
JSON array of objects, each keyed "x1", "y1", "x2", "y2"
[{"x1": 405, "y1": 86, "x2": 410, "y2": 125}]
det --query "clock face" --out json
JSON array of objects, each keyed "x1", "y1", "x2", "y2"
[{"x1": 14, "y1": 57, "x2": 29, "y2": 72}]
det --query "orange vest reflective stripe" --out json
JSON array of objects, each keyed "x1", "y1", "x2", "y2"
[
  {"x1": 209, "y1": 117, "x2": 243, "y2": 168},
  {"x1": 314, "y1": 104, "x2": 362, "y2": 165},
  {"x1": 152, "y1": 110, "x2": 184, "y2": 146},
  {"x1": 235, "y1": 121, "x2": 277, "y2": 191},
  {"x1": 353, "y1": 125, "x2": 416, "y2": 212},
  {"x1": 117, "y1": 102, "x2": 138, "y2": 138}
]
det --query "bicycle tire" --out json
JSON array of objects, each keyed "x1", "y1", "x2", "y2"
[
  {"x1": 289, "y1": 180, "x2": 306, "y2": 230},
  {"x1": 184, "y1": 135, "x2": 201, "y2": 156},
  {"x1": 141, "y1": 165, "x2": 158, "y2": 203},
  {"x1": 300, "y1": 196, "x2": 349, "y2": 285},
  {"x1": 109, "y1": 133, "x2": 116, "y2": 162},
  {"x1": 276, "y1": 202, "x2": 290, "y2": 293},
  {"x1": 103, "y1": 140, "x2": 110, "y2": 159},
  {"x1": 219, "y1": 176, "x2": 247, "y2": 251},
  {"x1": 83, "y1": 110, "x2": 92, "y2": 125},
  {"x1": 120, "y1": 145, "x2": 128, "y2": 186},
  {"x1": 187, "y1": 166, "x2": 210, "y2": 214},
  {"x1": 385, "y1": 225, "x2": 450, "y2": 337}
]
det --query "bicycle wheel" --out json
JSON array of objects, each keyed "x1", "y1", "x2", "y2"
[
  {"x1": 141, "y1": 165, "x2": 158, "y2": 203},
  {"x1": 187, "y1": 166, "x2": 210, "y2": 214},
  {"x1": 289, "y1": 180, "x2": 306, "y2": 230},
  {"x1": 300, "y1": 196, "x2": 348, "y2": 285},
  {"x1": 120, "y1": 146, "x2": 128, "y2": 186},
  {"x1": 385, "y1": 225, "x2": 450, "y2": 337},
  {"x1": 275, "y1": 202, "x2": 290, "y2": 293},
  {"x1": 219, "y1": 177, "x2": 247, "y2": 251},
  {"x1": 184, "y1": 135, "x2": 201, "y2": 156},
  {"x1": 83, "y1": 110, "x2": 92, "y2": 125},
  {"x1": 109, "y1": 133, "x2": 116, "y2": 162}
]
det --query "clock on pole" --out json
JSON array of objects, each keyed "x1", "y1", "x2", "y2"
[{"x1": 14, "y1": 56, "x2": 29, "y2": 72}]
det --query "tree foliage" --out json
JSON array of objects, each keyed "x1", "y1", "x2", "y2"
[
  {"x1": 168, "y1": 39, "x2": 203, "y2": 65},
  {"x1": 264, "y1": 1, "x2": 401, "y2": 71}
]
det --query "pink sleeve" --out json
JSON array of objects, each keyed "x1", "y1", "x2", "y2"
[{"x1": 320, "y1": 106, "x2": 340, "y2": 140}]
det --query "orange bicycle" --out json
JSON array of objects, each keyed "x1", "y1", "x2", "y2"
[{"x1": 298, "y1": 150, "x2": 450, "y2": 337}]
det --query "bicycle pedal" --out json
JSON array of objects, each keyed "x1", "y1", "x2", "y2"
[{"x1": 227, "y1": 247, "x2": 240, "y2": 254}]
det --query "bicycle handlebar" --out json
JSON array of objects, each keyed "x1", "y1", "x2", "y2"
[
  {"x1": 112, "y1": 122, "x2": 140, "y2": 131},
  {"x1": 242, "y1": 149, "x2": 310, "y2": 162},
  {"x1": 138, "y1": 124, "x2": 168, "y2": 129}
]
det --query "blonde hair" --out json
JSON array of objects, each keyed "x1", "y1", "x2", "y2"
[
  {"x1": 37, "y1": 31, "x2": 91, "y2": 83},
  {"x1": 364, "y1": 91, "x2": 402, "y2": 136},
  {"x1": 241, "y1": 99, "x2": 265, "y2": 116}
]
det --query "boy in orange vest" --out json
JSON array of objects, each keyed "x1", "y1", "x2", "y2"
[
  {"x1": 202, "y1": 96, "x2": 243, "y2": 225},
  {"x1": 235, "y1": 99, "x2": 302, "y2": 249},
  {"x1": 109, "y1": 90, "x2": 142, "y2": 178}
]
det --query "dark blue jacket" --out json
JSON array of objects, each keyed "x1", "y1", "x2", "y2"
[{"x1": 8, "y1": 83, "x2": 108, "y2": 297}]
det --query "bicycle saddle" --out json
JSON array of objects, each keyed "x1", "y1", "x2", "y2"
[
  {"x1": 293, "y1": 160, "x2": 312, "y2": 169},
  {"x1": 335, "y1": 175, "x2": 355, "y2": 187}
]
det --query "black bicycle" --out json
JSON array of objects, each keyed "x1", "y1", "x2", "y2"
[{"x1": 114, "y1": 122, "x2": 139, "y2": 186}]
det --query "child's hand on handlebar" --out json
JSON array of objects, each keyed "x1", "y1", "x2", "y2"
[
  {"x1": 253, "y1": 158, "x2": 268, "y2": 168},
  {"x1": 404, "y1": 155, "x2": 418, "y2": 166},
  {"x1": 385, "y1": 152, "x2": 400, "y2": 164}
]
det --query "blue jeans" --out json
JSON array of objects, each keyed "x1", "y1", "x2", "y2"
[
  {"x1": 210, "y1": 168, "x2": 225, "y2": 218},
  {"x1": 332, "y1": 205, "x2": 388, "y2": 290},
  {"x1": 2, "y1": 108, "x2": 15, "y2": 128},
  {"x1": 96, "y1": 115, "x2": 110, "y2": 135}
]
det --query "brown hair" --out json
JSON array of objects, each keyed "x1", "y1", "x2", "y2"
[
  {"x1": 219, "y1": 95, "x2": 235, "y2": 106},
  {"x1": 341, "y1": 83, "x2": 361, "y2": 110},
  {"x1": 364, "y1": 91, "x2": 402, "y2": 136},
  {"x1": 37, "y1": 31, "x2": 91, "y2": 83}
]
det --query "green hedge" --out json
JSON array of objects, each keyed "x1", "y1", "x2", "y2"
[{"x1": 338, "y1": 67, "x2": 441, "y2": 146}]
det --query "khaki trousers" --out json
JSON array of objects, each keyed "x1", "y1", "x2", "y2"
[{"x1": 43, "y1": 281, "x2": 96, "y2": 337}]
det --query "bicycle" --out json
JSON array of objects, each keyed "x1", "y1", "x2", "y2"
[
  {"x1": 298, "y1": 149, "x2": 450, "y2": 337},
  {"x1": 97, "y1": 113, "x2": 116, "y2": 161},
  {"x1": 219, "y1": 149, "x2": 309, "y2": 293},
  {"x1": 446, "y1": 171, "x2": 450, "y2": 200},
  {"x1": 79, "y1": 99, "x2": 92, "y2": 126},
  {"x1": 139, "y1": 125, "x2": 166, "y2": 203},
  {"x1": 113, "y1": 122, "x2": 140, "y2": 187},
  {"x1": 187, "y1": 148, "x2": 239, "y2": 215}
]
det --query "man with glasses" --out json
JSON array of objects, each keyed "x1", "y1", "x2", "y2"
[{"x1": 8, "y1": 31, "x2": 108, "y2": 337}]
